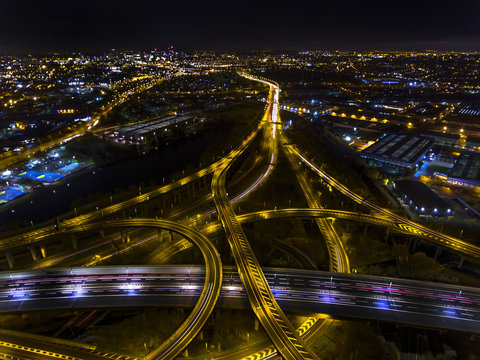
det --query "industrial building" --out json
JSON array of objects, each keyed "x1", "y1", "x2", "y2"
[
  {"x1": 393, "y1": 179, "x2": 452, "y2": 217},
  {"x1": 422, "y1": 131, "x2": 459, "y2": 147},
  {"x1": 110, "y1": 115, "x2": 198, "y2": 145},
  {"x1": 361, "y1": 134, "x2": 434, "y2": 170},
  {"x1": 445, "y1": 151, "x2": 480, "y2": 190}
]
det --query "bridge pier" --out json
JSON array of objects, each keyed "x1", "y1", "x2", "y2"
[
  {"x1": 122, "y1": 230, "x2": 130, "y2": 243},
  {"x1": 363, "y1": 224, "x2": 369, "y2": 236},
  {"x1": 410, "y1": 238, "x2": 420, "y2": 251},
  {"x1": 71, "y1": 234, "x2": 78, "y2": 250},
  {"x1": 458, "y1": 256, "x2": 465, "y2": 269},
  {"x1": 4, "y1": 251, "x2": 15, "y2": 269},
  {"x1": 161, "y1": 196, "x2": 166, "y2": 214},
  {"x1": 39, "y1": 243, "x2": 47, "y2": 259},
  {"x1": 434, "y1": 247, "x2": 442, "y2": 260},
  {"x1": 28, "y1": 246, "x2": 38, "y2": 261},
  {"x1": 407, "y1": 237, "x2": 413, "y2": 250}
]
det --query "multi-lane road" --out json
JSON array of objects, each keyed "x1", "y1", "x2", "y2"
[
  {"x1": 0, "y1": 266, "x2": 478, "y2": 335},
  {"x1": 290, "y1": 147, "x2": 480, "y2": 259},
  {"x1": 34, "y1": 218, "x2": 223, "y2": 360},
  {"x1": 1, "y1": 73, "x2": 480, "y2": 360},
  {"x1": 281, "y1": 132, "x2": 349, "y2": 274},
  {"x1": 212, "y1": 76, "x2": 319, "y2": 360}
]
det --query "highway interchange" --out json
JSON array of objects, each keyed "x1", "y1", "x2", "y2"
[
  {"x1": 0, "y1": 266, "x2": 479, "y2": 335},
  {"x1": 0, "y1": 73, "x2": 478, "y2": 359}
]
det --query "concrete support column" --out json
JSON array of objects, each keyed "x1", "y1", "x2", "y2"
[
  {"x1": 407, "y1": 237, "x2": 413, "y2": 250},
  {"x1": 458, "y1": 256, "x2": 465, "y2": 269},
  {"x1": 363, "y1": 224, "x2": 369, "y2": 236},
  {"x1": 412, "y1": 238, "x2": 420, "y2": 251},
  {"x1": 39, "y1": 243, "x2": 47, "y2": 259},
  {"x1": 4, "y1": 251, "x2": 15, "y2": 269},
  {"x1": 434, "y1": 247, "x2": 442, "y2": 260},
  {"x1": 161, "y1": 196, "x2": 166, "y2": 213},
  {"x1": 28, "y1": 246, "x2": 38, "y2": 261},
  {"x1": 71, "y1": 234, "x2": 78, "y2": 250}
]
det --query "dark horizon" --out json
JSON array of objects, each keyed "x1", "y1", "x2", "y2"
[{"x1": 1, "y1": 0, "x2": 479, "y2": 54}]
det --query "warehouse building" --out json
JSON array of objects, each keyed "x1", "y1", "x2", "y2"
[
  {"x1": 361, "y1": 134, "x2": 433, "y2": 170},
  {"x1": 394, "y1": 180, "x2": 452, "y2": 217},
  {"x1": 446, "y1": 151, "x2": 480, "y2": 190},
  {"x1": 110, "y1": 115, "x2": 198, "y2": 145}
]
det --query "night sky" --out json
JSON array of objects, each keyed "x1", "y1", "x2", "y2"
[{"x1": 1, "y1": 0, "x2": 479, "y2": 53}]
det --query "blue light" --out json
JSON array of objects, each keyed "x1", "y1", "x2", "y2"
[
  {"x1": 74, "y1": 287, "x2": 84, "y2": 297},
  {"x1": 375, "y1": 299, "x2": 389, "y2": 309},
  {"x1": 443, "y1": 307, "x2": 457, "y2": 318},
  {"x1": 321, "y1": 293, "x2": 334, "y2": 303},
  {"x1": 11, "y1": 290, "x2": 28, "y2": 299}
]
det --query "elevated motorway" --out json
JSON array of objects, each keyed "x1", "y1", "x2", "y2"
[
  {"x1": 0, "y1": 129, "x2": 263, "y2": 254},
  {"x1": 0, "y1": 266, "x2": 478, "y2": 335},
  {"x1": 281, "y1": 133, "x2": 349, "y2": 273},
  {"x1": 289, "y1": 147, "x2": 480, "y2": 259},
  {"x1": 13, "y1": 219, "x2": 222, "y2": 360},
  {"x1": 0, "y1": 73, "x2": 480, "y2": 358},
  {"x1": 0, "y1": 328, "x2": 136, "y2": 360},
  {"x1": 212, "y1": 77, "x2": 318, "y2": 360},
  {"x1": 235, "y1": 208, "x2": 460, "y2": 244}
]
